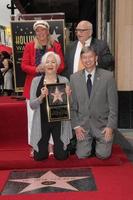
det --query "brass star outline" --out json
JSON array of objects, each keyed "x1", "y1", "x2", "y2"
[{"x1": 9, "y1": 170, "x2": 89, "y2": 193}]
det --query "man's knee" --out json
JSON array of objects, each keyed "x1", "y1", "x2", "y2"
[
  {"x1": 76, "y1": 149, "x2": 91, "y2": 159},
  {"x1": 95, "y1": 150, "x2": 111, "y2": 159}
]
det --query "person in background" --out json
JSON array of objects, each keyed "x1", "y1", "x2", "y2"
[
  {"x1": 0, "y1": 53, "x2": 4, "y2": 95},
  {"x1": 30, "y1": 51, "x2": 72, "y2": 161},
  {"x1": 21, "y1": 20, "x2": 65, "y2": 155},
  {"x1": 70, "y1": 46, "x2": 118, "y2": 159},
  {"x1": 64, "y1": 20, "x2": 114, "y2": 78},
  {"x1": 0, "y1": 51, "x2": 13, "y2": 96}
]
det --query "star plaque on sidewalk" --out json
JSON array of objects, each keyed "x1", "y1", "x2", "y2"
[
  {"x1": 1, "y1": 168, "x2": 97, "y2": 195},
  {"x1": 46, "y1": 83, "x2": 70, "y2": 122}
]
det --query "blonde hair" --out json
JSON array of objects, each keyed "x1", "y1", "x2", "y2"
[{"x1": 34, "y1": 35, "x2": 54, "y2": 50}]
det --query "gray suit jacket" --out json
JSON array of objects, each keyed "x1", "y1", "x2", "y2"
[
  {"x1": 70, "y1": 68, "x2": 118, "y2": 133},
  {"x1": 64, "y1": 38, "x2": 114, "y2": 78}
]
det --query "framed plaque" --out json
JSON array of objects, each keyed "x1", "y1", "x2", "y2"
[{"x1": 46, "y1": 83, "x2": 70, "y2": 122}]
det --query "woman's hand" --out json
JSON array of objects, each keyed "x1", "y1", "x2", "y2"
[
  {"x1": 41, "y1": 86, "x2": 48, "y2": 97},
  {"x1": 65, "y1": 85, "x2": 72, "y2": 96},
  {"x1": 38, "y1": 86, "x2": 48, "y2": 101}
]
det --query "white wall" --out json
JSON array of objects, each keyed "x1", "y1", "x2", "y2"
[
  {"x1": 0, "y1": 0, "x2": 19, "y2": 26},
  {"x1": 115, "y1": 0, "x2": 133, "y2": 90}
]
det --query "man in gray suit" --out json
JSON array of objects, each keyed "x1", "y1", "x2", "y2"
[
  {"x1": 70, "y1": 46, "x2": 118, "y2": 159},
  {"x1": 64, "y1": 20, "x2": 114, "y2": 78}
]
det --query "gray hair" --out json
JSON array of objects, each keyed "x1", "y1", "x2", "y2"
[
  {"x1": 41, "y1": 51, "x2": 61, "y2": 66},
  {"x1": 80, "y1": 46, "x2": 97, "y2": 56}
]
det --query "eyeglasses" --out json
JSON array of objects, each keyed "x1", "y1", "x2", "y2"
[{"x1": 75, "y1": 29, "x2": 91, "y2": 33}]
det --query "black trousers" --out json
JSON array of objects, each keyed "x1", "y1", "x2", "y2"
[{"x1": 34, "y1": 121, "x2": 68, "y2": 161}]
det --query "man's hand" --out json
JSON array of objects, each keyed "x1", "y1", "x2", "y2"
[
  {"x1": 75, "y1": 127, "x2": 86, "y2": 141},
  {"x1": 102, "y1": 127, "x2": 113, "y2": 142}
]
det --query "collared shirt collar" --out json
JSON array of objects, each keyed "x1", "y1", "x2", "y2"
[
  {"x1": 84, "y1": 37, "x2": 92, "y2": 46},
  {"x1": 85, "y1": 67, "x2": 96, "y2": 84},
  {"x1": 79, "y1": 37, "x2": 92, "y2": 47}
]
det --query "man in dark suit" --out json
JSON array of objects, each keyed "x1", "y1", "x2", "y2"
[
  {"x1": 64, "y1": 20, "x2": 114, "y2": 78},
  {"x1": 70, "y1": 46, "x2": 118, "y2": 159}
]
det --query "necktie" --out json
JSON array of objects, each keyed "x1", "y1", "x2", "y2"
[{"x1": 87, "y1": 74, "x2": 92, "y2": 98}]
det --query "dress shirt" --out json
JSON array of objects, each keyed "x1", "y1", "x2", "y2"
[
  {"x1": 73, "y1": 37, "x2": 92, "y2": 73},
  {"x1": 85, "y1": 68, "x2": 95, "y2": 85}
]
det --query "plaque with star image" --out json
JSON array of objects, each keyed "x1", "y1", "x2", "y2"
[
  {"x1": 46, "y1": 83, "x2": 70, "y2": 122},
  {"x1": 1, "y1": 168, "x2": 97, "y2": 195}
]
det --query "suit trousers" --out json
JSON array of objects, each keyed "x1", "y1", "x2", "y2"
[{"x1": 76, "y1": 128, "x2": 114, "y2": 159}]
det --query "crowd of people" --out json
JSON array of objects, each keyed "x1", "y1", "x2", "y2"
[{"x1": 1, "y1": 19, "x2": 118, "y2": 161}]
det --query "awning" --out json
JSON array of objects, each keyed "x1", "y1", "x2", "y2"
[{"x1": 0, "y1": 44, "x2": 12, "y2": 54}]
